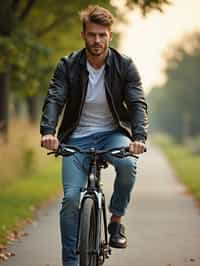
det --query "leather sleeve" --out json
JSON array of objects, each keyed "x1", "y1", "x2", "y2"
[
  {"x1": 124, "y1": 59, "x2": 148, "y2": 142},
  {"x1": 40, "y1": 58, "x2": 68, "y2": 136}
]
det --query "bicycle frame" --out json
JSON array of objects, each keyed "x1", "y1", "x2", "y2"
[{"x1": 76, "y1": 150, "x2": 110, "y2": 259}]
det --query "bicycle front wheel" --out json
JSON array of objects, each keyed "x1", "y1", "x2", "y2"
[{"x1": 79, "y1": 197, "x2": 98, "y2": 266}]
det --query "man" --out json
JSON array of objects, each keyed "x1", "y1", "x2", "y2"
[{"x1": 40, "y1": 5, "x2": 148, "y2": 266}]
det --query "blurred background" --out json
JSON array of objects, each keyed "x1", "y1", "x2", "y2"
[{"x1": 0, "y1": 0, "x2": 199, "y2": 251}]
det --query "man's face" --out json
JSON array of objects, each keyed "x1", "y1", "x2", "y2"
[{"x1": 81, "y1": 22, "x2": 112, "y2": 57}]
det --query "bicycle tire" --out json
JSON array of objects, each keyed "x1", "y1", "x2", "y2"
[{"x1": 79, "y1": 197, "x2": 98, "y2": 266}]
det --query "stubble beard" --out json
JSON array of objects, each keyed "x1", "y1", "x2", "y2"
[{"x1": 86, "y1": 43, "x2": 107, "y2": 57}]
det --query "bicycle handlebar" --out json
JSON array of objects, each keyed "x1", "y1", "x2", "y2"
[{"x1": 47, "y1": 144, "x2": 147, "y2": 159}]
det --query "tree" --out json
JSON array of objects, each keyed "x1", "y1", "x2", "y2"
[{"x1": 148, "y1": 31, "x2": 200, "y2": 142}]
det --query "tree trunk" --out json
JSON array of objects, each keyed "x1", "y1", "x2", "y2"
[
  {"x1": 26, "y1": 95, "x2": 38, "y2": 123},
  {"x1": 13, "y1": 97, "x2": 22, "y2": 119},
  {"x1": 0, "y1": 72, "x2": 9, "y2": 141}
]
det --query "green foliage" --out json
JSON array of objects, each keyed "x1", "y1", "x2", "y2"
[
  {"x1": 0, "y1": 159, "x2": 61, "y2": 244},
  {"x1": 22, "y1": 147, "x2": 35, "y2": 173},
  {"x1": 153, "y1": 134, "x2": 200, "y2": 202},
  {"x1": 148, "y1": 31, "x2": 200, "y2": 142},
  {"x1": 184, "y1": 136, "x2": 200, "y2": 155}
]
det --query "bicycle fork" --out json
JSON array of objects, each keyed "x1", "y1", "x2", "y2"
[{"x1": 76, "y1": 190, "x2": 111, "y2": 262}]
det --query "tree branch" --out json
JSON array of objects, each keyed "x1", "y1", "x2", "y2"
[
  {"x1": 126, "y1": 0, "x2": 171, "y2": 14},
  {"x1": 19, "y1": 0, "x2": 36, "y2": 20}
]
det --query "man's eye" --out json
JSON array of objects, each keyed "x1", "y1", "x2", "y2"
[
  {"x1": 88, "y1": 33, "x2": 95, "y2": 37},
  {"x1": 100, "y1": 34, "x2": 106, "y2": 38}
]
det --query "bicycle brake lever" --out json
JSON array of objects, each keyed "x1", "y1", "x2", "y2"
[
  {"x1": 47, "y1": 145, "x2": 61, "y2": 157},
  {"x1": 47, "y1": 151, "x2": 55, "y2": 155}
]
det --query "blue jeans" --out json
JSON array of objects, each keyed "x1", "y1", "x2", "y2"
[{"x1": 60, "y1": 129, "x2": 137, "y2": 266}]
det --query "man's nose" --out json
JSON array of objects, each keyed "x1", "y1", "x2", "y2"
[{"x1": 95, "y1": 35, "x2": 100, "y2": 42}]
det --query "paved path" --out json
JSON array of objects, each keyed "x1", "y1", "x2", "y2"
[{"x1": 2, "y1": 144, "x2": 200, "y2": 266}]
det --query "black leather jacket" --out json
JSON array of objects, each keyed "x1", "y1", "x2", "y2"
[{"x1": 40, "y1": 47, "x2": 148, "y2": 142}]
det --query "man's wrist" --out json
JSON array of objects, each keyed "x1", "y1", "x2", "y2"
[
  {"x1": 132, "y1": 136, "x2": 146, "y2": 144},
  {"x1": 40, "y1": 127, "x2": 55, "y2": 136}
]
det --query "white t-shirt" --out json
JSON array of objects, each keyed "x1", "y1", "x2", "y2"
[{"x1": 70, "y1": 61, "x2": 117, "y2": 138}]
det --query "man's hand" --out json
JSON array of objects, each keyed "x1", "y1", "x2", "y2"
[
  {"x1": 41, "y1": 134, "x2": 59, "y2": 151},
  {"x1": 129, "y1": 140, "x2": 145, "y2": 154}
]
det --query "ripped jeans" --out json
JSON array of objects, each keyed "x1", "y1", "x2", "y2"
[{"x1": 60, "y1": 129, "x2": 137, "y2": 266}]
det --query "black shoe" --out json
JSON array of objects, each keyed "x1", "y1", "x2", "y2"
[{"x1": 108, "y1": 222, "x2": 127, "y2": 248}]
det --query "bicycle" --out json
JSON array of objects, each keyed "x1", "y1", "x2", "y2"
[{"x1": 48, "y1": 144, "x2": 141, "y2": 266}]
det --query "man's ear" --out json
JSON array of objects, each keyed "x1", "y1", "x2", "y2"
[
  {"x1": 81, "y1": 31, "x2": 85, "y2": 40},
  {"x1": 110, "y1": 31, "x2": 113, "y2": 41}
]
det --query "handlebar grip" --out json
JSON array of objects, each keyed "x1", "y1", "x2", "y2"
[{"x1": 47, "y1": 151, "x2": 56, "y2": 155}]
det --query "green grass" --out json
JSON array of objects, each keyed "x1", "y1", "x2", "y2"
[
  {"x1": 153, "y1": 134, "x2": 200, "y2": 201},
  {"x1": 0, "y1": 158, "x2": 62, "y2": 245}
]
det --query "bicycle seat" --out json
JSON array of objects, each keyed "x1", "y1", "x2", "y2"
[{"x1": 96, "y1": 158, "x2": 109, "y2": 169}]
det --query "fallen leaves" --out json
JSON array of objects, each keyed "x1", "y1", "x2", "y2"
[
  {"x1": 0, "y1": 251, "x2": 15, "y2": 261},
  {"x1": 0, "y1": 228, "x2": 29, "y2": 262},
  {"x1": 7, "y1": 230, "x2": 29, "y2": 241},
  {"x1": 0, "y1": 244, "x2": 15, "y2": 261}
]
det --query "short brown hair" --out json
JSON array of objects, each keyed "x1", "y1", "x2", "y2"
[{"x1": 80, "y1": 5, "x2": 115, "y2": 30}]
